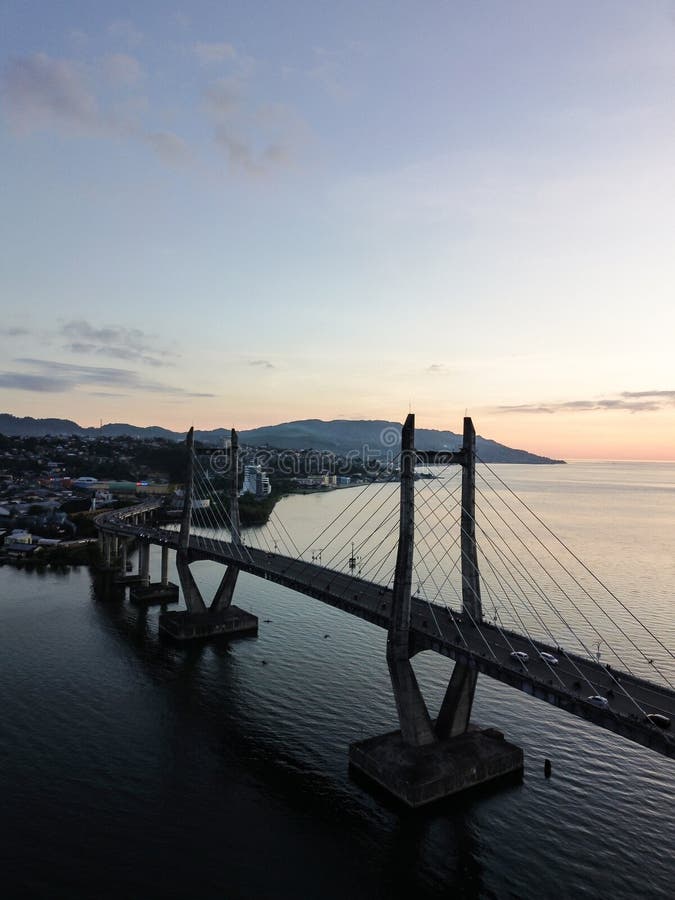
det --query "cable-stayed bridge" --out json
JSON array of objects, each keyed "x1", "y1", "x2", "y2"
[{"x1": 96, "y1": 416, "x2": 675, "y2": 806}]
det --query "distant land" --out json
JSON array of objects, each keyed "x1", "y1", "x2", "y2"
[{"x1": 0, "y1": 414, "x2": 564, "y2": 464}]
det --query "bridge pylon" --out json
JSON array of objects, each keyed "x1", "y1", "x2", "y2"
[
  {"x1": 436, "y1": 416, "x2": 481, "y2": 738},
  {"x1": 349, "y1": 413, "x2": 523, "y2": 807},
  {"x1": 159, "y1": 427, "x2": 258, "y2": 641},
  {"x1": 386, "y1": 414, "x2": 436, "y2": 746}
]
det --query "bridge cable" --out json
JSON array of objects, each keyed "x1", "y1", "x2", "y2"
[
  {"x1": 412, "y1": 474, "x2": 602, "y2": 689},
  {"x1": 477, "y1": 456, "x2": 675, "y2": 667},
  {"x1": 471, "y1": 485, "x2": 652, "y2": 709},
  {"x1": 474, "y1": 461, "x2": 675, "y2": 690}
]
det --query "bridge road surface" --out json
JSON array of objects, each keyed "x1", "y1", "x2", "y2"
[{"x1": 103, "y1": 515, "x2": 675, "y2": 760}]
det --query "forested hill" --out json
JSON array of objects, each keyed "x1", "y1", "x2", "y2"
[
  {"x1": 0, "y1": 414, "x2": 564, "y2": 464},
  {"x1": 237, "y1": 419, "x2": 564, "y2": 464}
]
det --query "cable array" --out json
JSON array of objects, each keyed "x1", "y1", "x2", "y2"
[{"x1": 180, "y1": 443, "x2": 673, "y2": 699}]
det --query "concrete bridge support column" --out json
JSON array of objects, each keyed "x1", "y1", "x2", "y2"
[
  {"x1": 119, "y1": 541, "x2": 127, "y2": 576},
  {"x1": 138, "y1": 541, "x2": 150, "y2": 585},
  {"x1": 386, "y1": 413, "x2": 435, "y2": 747},
  {"x1": 160, "y1": 427, "x2": 256, "y2": 640},
  {"x1": 436, "y1": 417, "x2": 482, "y2": 740},
  {"x1": 349, "y1": 413, "x2": 522, "y2": 807},
  {"x1": 160, "y1": 545, "x2": 169, "y2": 587},
  {"x1": 210, "y1": 428, "x2": 241, "y2": 613}
]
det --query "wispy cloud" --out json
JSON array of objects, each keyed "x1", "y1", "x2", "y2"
[
  {"x1": 143, "y1": 131, "x2": 192, "y2": 165},
  {"x1": 427, "y1": 363, "x2": 450, "y2": 374},
  {"x1": 107, "y1": 19, "x2": 143, "y2": 48},
  {"x1": 493, "y1": 391, "x2": 675, "y2": 415},
  {"x1": 204, "y1": 63, "x2": 309, "y2": 176},
  {"x1": 2, "y1": 53, "x2": 100, "y2": 135},
  {"x1": 1, "y1": 52, "x2": 190, "y2": 167},
  {"x1": 59, "y1": 319, "x2": 176, "y2": 366},
  {"x1": 193, "y1": 42, "x2": 237, "y2": 65},
  {"x1": 103, "y1": 53, "x2": 143, "y2": 87},
  {"x1": 0, "y1": 372, "x2": 65, "y2": 392},
  {"x1": 249, "y1": 359, "x2": 274, "y2": 369},
  {"x1": 2, "y1": 358, "x2": 214, "y2": 398}
]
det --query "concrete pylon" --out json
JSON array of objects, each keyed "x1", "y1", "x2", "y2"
[
  {"x1": 211, "y1": 428, "x2": 241, "y2": 613},
  {"x1": 386, "y1": 413, "x2": 436, "y2": 747},
  {"x1": 176, "y1": 426, "x2": 207, "y2": 614},
  {"x1": 160, "y1": 426, "x2": 257, "y2": 641},
  {"x1": 160, "y1": 545, "x2": 169, "y2": 587},
  {"x1": 138, "y1": 540, "x2": 150, "y2": 585},
  {"x1": 436, "y1": 416, "x2": 482, "y2": 739}
]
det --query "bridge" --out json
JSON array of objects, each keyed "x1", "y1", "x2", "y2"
[{"x1": 96, "y1": 416, "x2": 675, "y2": 807}]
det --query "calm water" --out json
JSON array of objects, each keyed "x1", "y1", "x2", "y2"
[{"x1": 1, "y1": 461, "x2": 674, "y2": 899}]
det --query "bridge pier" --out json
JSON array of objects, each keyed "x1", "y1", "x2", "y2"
[
  {"x1": 159, "y1": 427, "x2": 258, "y2": 641},
  {"x1": 138, "y1": 540, "x2": 150, "y2": 585},
  {"x1": 349, "y1": 414, "x2": 522, "y2": 807},
  {"x1": 118, "y1": 540, "x2": 127, "y2": 576},
  {"x1": 129, "y1": 538, "x2": 179, "y2": 605}
]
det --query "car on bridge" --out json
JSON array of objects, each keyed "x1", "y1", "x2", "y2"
[
  {"x1": 510, "y1": 651, "x2": 529, "y2": 663},
  {"x1": 646, "y1": 713, "x2": 671, "y2": 729},
  {"x1": 587, "y1": 695, "x2": 609, "y2": 709},
  {"x1": 539, "y1": 652, "x2": 559, "y2": 665}
]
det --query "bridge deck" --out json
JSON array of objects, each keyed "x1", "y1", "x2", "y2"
[{"x1": 99, "y1": 511, "x2": 675, "y2": 760}]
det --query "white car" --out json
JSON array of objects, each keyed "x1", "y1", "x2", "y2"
[
  {"x1": 587, "y1": 695, "x2": 609, "y2": 709},
  {"x1": 540, "y1": 652, "x2": 559, "y2": 665},
  {"x1": 510, "y1": 651, "x2": 529, "y2": 663},
  {"x1": 646, "y1": 713, "x2": 671, "y2": 729}
]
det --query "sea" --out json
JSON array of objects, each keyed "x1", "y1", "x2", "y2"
[{"x1": 1, "y1": 460, "x2": 674, "y2": 899}]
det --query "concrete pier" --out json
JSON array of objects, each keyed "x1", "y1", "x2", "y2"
[
  {"x1": 129, "y1": 581, "x2": 179, "y2": 605},
  {"x1": 158, "y1": 606, "x2": 258, "y2": 640},
  {"x1": 349, "y1": 725, "x2": 523, "y2": 808}
]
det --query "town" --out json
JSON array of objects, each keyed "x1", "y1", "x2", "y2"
[{"x1": 0, "y1": 432, "x2": 397, "y2": 566}]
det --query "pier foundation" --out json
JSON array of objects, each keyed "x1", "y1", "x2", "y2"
[
  {"x1": 349, "y1": 725, "x2": 523, "y2": 808},
  {"x1": 158, "y1": 606, "x2": 258, "y2": 641},
  {"x1": 130, "y1": 581, "x2": 180, "y2": 605}
]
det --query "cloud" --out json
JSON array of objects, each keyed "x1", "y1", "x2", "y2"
[
  {"x1": 169, "y1": 13, "x2": 190, "y2": 30},
  {"x1": 103, "y1": 53, "x2": 143, "y2": 87},
  {"x1": 249, "y1": 359, "x2": 274, "y2": 369},
  {"x1": 87, "y1": 391, "x2": 129, "y2": 398},
  {"x1": 205, "y1": 76, "x2": 243, "y2": 114},
  {"x1": 493, "y1": 391, "x2": 675, "y2": 415},
  {"x1": 59, "y1": 319, "x2": 176, "y2": 366},
  {"x1": 193, "y1": 42, "x2": 237, "y2": 65},
  {"x1": 308, "y1": 46, "x2": 354, "y2": 101},
  {"x1": 0, "y1": 372, "x2": 65, "y2": 392},
  {"x1": 2, "y1": 53, "x2": 189, "y2": 167},
  {"x1": 210, "y1": 96, "x2": 308, "y2": 176},
  {"x1": 68, "y1": 30, "x2": 88, "y2": 48},
  {"x1": 143, "y1": 131, "x2": 192, "y2": 165},
  {"x1": 621, "y1": 390, "x2": 675, "y2": 401},
  {"x1": 0, "y1": 327, "x2": 30, "y2": 336},
  {"x1": 6, "y1": 358, "x2": 215, "y2": 398},
  {"x1": 427, "y1": 363, "x2": 450, "y2": 374},
  {"x1": 1, "y1": 53, "x2": 99, "y2": 134},
  {"x1": 107, "y1": 20, "x2": 143, "y2": 47}
]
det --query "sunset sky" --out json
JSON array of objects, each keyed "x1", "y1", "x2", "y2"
[{"x1": 1, "y1": 1, "x2": 674, "y2": 459}]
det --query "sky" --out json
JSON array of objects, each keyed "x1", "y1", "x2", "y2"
[{"x1": 1, "y1": 1, "x2": 674, "y2": 460}]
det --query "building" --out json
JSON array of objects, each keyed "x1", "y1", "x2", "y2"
[{"x1": 240, "y1": 465, "x2": 272, "y2": 498}]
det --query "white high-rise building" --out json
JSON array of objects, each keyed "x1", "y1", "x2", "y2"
[{"x1": 240, "y1": 464, "x2": 272, "y2": 498}]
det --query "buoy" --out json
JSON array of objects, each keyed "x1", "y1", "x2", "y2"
[{"x1": 544, "y1": 758, "x2": 552, "y2": 777}]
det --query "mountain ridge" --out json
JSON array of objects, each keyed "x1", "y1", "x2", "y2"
[{"x1": 0, "y1": 413, "x2": 564, "y2": 463}]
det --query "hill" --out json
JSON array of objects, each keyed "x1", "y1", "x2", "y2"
[
  {"x1": 238, "y1": 419, "x2": 563, "y2": 464},
  {"x1": 0, "y1": 414, "x2": 564, "y2": 464}
]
